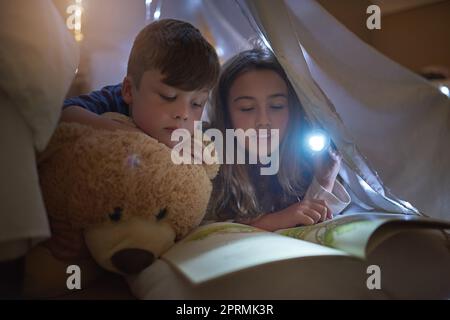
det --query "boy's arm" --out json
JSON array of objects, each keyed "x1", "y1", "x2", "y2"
[
  {"x1": 61, "y1": 105, "x2": 139, "y2": 132},
  {"x1": 63, "y1": 83, "x2": 129, "y2": 115},
  {"x1": 61, "y1": 84, "x2": 138, "y2": 132}
]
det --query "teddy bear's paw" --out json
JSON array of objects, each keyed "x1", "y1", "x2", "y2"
[{"x1": 203, "y1": 162, "x2": 220, "y2": 180}]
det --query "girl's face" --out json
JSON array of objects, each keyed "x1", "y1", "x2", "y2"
[{"x1": 228, "y1": 69, "x2": 290, "y2": 152}]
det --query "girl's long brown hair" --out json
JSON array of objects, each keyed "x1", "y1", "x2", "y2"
[{"x1": 208, "y1": 48, "x2": 313, "y2": 221}]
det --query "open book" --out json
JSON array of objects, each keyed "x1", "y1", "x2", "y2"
[{"x1": 162, "y1": 212, "x2": 450, "y2": 284}]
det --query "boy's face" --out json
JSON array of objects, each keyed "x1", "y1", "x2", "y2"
[{"x1": 123, "y1": 70, "x2": 209, "y2": 148}]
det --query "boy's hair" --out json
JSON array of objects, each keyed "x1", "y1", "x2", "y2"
[{"x1": 127, "y1": 19, "x2": 220, "y2": 90}]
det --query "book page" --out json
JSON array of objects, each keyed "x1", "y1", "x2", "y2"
[
  {"x1": 276, "y1": 212, "x2": 450, "y2": 258},
  {"x1": 162, "y1": 222, "x2": 349, "y2": 284}
]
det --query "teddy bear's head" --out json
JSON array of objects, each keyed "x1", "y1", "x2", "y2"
[{"x1": 39, "y1": 121, "x2": 218, "y2": 275}]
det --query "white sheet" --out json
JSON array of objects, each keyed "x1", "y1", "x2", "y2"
[{"x1": 239, "y1": 0, "x2": 450, "y2": 219}]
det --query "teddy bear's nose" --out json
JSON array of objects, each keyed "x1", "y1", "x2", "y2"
[{"x1": 111, "y1": 248, "x2": 155, "y2": 274}]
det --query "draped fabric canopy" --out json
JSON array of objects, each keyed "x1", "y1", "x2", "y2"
[{"x1": 236, "y1": 0, "x2": 450, "y2": 219}]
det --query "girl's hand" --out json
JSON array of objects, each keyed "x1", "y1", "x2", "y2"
[
  {"x1": 280, "y1": 199, "x2": 332, "y2": 225},
  {"x1": 247, "y1": 199, "x2": 332, "y2": 231},
  {"x1": 312, "y1": 146, "x2": 342, "y2": 192}
]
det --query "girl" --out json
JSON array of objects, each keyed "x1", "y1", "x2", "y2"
[{"x1": 206, "y1": 48, "x2": 350, "y2": 231}]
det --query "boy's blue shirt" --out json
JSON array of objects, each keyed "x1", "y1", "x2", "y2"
[{"x1": 63, "y1": 83, "x2": 129, "y2": 116}]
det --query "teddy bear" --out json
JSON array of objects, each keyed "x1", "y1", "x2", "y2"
[{"x1": 37, "y1": 113, "x2": 219, "y2": 276}]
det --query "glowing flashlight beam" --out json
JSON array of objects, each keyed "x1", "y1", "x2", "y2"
[
  {"x1": 306, "y1": 130, "x2": 330, "y2": 153},
  {"x1": 309, "y1": 135, "x2": 326, "y2": 152}
]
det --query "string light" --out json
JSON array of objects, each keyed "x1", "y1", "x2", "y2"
[
  {"x1": 145, "y1": 0, "x2": 162, "y2": 22},
  {"x1": 66, "y1": 0, "x2": 84, "y2": 42},
  {"x1": 154, "y1": 0, "x2": 162, "y2": 20},
  {"x1": 145, "y1": 0, "x2": 153, "y2": 21},
  {"x1": 154, "y1": 8, "x2": 161, "y2": 20},
  {"x1": 215, "y1": 46, "x2": 224, "y2": 57}
]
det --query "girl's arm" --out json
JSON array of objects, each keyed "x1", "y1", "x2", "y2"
[
  {"x1": 244, "y1": 210, "x2": 296, "y2": 232},
  {"x1": 244, "y1": 179, "x2": 350, "y2": 232},
  {"x1": 304, "y1": 177, "x2": 351, "y2": 217},
  {"x1": 310, "y1": 145, "x2": 351, "y2": 216},
  {"x1": 239, "y1": 199, "x2": 331, "y2": 232}
]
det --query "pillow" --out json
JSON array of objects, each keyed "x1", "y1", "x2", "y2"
[{"x1": 0, "y1": 0, "x2": 79, "y2": 151}]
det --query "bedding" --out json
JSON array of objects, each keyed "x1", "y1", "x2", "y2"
[
  {"x1": 0, "y1": 0, "x2": 79, "y2": 151},
  {"x1": 0, "y1": 0, "x2": 79, "y2": 263}
]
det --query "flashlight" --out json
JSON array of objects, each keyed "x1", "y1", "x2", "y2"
[{"x1": 305, "y1": 129, "x2": 330, "y2": 153}]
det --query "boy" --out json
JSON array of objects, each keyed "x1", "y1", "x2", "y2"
[
  {"x1": 48, "y1": 19, "x2": 220, "y2": 260},
  {"x1": 62, "y1": 19, "x2": 220, "y2": 148}
]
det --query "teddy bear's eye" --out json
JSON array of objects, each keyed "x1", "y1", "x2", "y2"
[
  {"x1": 109, "y1": 207, "x2": 123, "y2": 222},
  {"x1": 156, "y1": 208, "x2": 167, "y2": 221}
]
